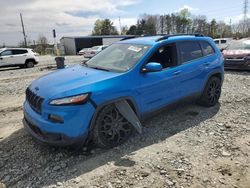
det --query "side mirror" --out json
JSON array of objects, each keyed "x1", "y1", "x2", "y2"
[{"x1": 142, "y1": 62, "x2": 162, "y2": 73}]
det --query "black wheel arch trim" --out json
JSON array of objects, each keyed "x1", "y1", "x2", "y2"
[
  {"x1": 202, "y1": 70, "x2": 223, "y2": 92},
  {"x1": 25, "y1": 58, "x2": 36, "y2": 64}
]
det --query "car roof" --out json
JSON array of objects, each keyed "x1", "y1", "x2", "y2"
[
  {"x1": 214, "y1": 38, "x2": 232, "y2": 40},
  {"x1": 118, "y1": 35, "x2": 211, "y2": 46},
  {"x1": 1, "y1": 48, "x2": 32, "y2": 50}
]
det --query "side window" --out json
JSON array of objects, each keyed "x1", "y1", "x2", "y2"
[
  {"x1": 0, "y1": 50, "x2": 12, "y2": 56},
  {"x1": 178, "y1": 41, "x2": 203, "y2": 64},
  {"x1": 148, "y1": 43, "x2": 177, "y2": 69},
  {"x1": 221, "y1": 40, "x2": 227, "y2": 44},
  {"x1": 200, "y1": 41, "x2": 215, "y2": 56},
  {"x1": 12, "y1": 50, "x2": 28, "y2": 55},
  {"x1": 214, "y1": 40, "x2": 219, "y2": 44}
]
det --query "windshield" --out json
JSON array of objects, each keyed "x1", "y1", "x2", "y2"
[
  {"x1": 226, "y1": 40, "x2": 250, "y2": 50},
  {"x1": 85, "y1": 43, "x2": 151, "y2": 72}
]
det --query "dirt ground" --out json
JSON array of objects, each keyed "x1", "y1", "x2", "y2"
[{"x1": 0, "y1": 56, "x2": 249, "y2": 188}]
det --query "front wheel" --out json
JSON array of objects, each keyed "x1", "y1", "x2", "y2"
[
  {"x1": 197, "y1": 76, "x2": 222, "y2": 107},
  {"x1": 25, "y1": 60, "x2": 34, "y2": 68},
  {"x1": 93, "y1": 104, "x2": 134, "y2": 149}
]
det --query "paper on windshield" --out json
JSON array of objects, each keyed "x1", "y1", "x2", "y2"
[{"x1": 128, "y1": 46, "x2": 142, "y2": 52}]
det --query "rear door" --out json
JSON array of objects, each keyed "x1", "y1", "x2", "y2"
[
  {"x1": 0, "y1": 50, "x2": 13, "y2": 66},
  {"x1": 175, "y1": 41, "x2": 204, "y2": 97},
  {"x1": 12, "y1": 49, "x2": 28, "y2": 64}
]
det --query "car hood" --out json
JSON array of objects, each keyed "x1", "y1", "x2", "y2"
[
  {"x1": 29, "y1": 64, "x2": 121, "y2": 99},
  {"x1": 223, "y1": 49, "x2": 250, "y2": 58}
]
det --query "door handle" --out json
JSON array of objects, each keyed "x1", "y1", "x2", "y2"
[
  {"x1": 10, "y1": 56, "x2": 14, "y2": 58},
  {"x1": 0, "y1": 57, "x2": 2, "y2": 60},
  {"x1": 173, "y1": 70, "x2": 182, "y2": 75}
]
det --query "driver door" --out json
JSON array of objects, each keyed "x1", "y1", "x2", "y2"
[
  {"x1": 136, "y1": 43, "x2": 182, "y2": 114},
  {"x1": 0, "y1": 50, "x2": 13, "y2": 67}
]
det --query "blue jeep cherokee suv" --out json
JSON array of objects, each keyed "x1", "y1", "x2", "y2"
[{"x1": 23, "y1": 34, "x2": 224, "y2": 148}]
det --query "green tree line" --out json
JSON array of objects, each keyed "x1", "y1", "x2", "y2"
[{"x1": 92, "y1": 9, "x2": 250, "y2": 38}]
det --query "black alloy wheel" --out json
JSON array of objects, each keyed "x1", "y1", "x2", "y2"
[
  {"x1": 93, "y1": 104, "x2": 133, "y2": 148},
  {"x1": 198, "y1": 76, "x2": 221, "y2": 107}
]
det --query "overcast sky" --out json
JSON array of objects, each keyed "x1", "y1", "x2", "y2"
[{"x1": 0, "y1": 0, "x2": 246, "y2": 46}]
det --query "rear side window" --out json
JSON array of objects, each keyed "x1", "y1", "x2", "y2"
[
  {"x1": 12, "y1": 50, "x2": 28, "y2": 55},
  {"x1": 221, "y1": 40, "x2": 227, "y2": 44},
  {"x1": 200, "y1": 41, "x2": 215, "y2": 56},
  {"x1": 178, "y1": 41, "x2": 203, "y2": 64}
]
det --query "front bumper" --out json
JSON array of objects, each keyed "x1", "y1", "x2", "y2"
[
  {"x1": 23, "y1": 100, "x2": 95, "y2": 146},
  {"x1": 224, "y1": 59, "x2": 250, "y2": 70}
]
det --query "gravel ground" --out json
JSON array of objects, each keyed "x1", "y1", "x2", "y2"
[{"x1": 0, "y1": 56, "x2": 249, "y2": 188}]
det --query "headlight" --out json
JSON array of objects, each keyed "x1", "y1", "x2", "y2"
[{"x1": 49, "y1": 93, "x2": 90, "y2": 105}]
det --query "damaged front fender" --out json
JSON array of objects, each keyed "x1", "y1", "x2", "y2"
[{"x1": 115, "y1": 100, "x2": 142, "y2": 134}]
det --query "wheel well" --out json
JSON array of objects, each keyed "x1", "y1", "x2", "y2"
[
  {"x1": 25, "y1": 59, "x2": 35, "y2": 64},
  {"x1": 87, "y1": 98, "x2": 138, "y2": 143},
  {"x1": 211, "y1": 73, "x2": 222, "y2": 81}
]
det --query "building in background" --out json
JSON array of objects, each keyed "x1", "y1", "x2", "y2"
[{"x1": 60, "y1": 35, "x2": 135, "y2": 55}]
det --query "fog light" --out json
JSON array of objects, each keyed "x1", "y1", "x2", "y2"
[{"x1": 48, "y1": 114, "x2": 64, "y2": 123}]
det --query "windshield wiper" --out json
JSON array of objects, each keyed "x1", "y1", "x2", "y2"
[
  {"x1": 88, "y1": 65, "x2": 110, "y2": 72},
  {"x1": 81, "y1": 61, "x2": 89, "y2": 67}
]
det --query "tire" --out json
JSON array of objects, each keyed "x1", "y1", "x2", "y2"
[
  {"x1": 197, "y1": 76, "x2": 222, "y2": 107},
  {"x1": 25, "y1": 60, "x2": 35, "y2": 68},
  {"x1": 93, "y1": 104, "x2": 134, "y2": 149}
]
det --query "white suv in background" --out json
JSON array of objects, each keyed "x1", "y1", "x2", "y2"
[
  {"x1": 0, "y1": 48, "x2": 39, "y2": 68},
  {"x1": 214, "y1": 38, "x2": 233, "y2": 51}
]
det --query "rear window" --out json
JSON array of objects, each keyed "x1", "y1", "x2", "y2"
[
  {"x1": 226, "y1": 40, "x2": 250, "y2": 50},
  {"x1": 12, "y1": 50, "x2": 28, "y2": 55},
  {"x1": 200, "y1": 41, "x2": 215, "y2": 56},
  {"x1": 178, "y1": 41, "x2": 203, "y2": 64}
]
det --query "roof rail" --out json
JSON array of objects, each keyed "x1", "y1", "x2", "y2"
[
  {"x1": 156, "y1": 33, "x2": 204, "y2": 42},
  {"x1": 120, "y1": 36, "x2": 137, "y2": 41}
]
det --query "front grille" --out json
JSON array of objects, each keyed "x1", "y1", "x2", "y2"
[
  {"x1": 226, "y1": 57, "x2": 245, "y2": 60},
  {"x1": 26, "y1": 88, "x2": 44, "y2": 114}
]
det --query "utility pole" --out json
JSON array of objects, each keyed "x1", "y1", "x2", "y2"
[
  {"x1": 243, "y1": 0, "x2": 249, "y2": 35},
  {"x1": 119, "y1": 17, "x2": 122, "y2": 35},
  {"x1": 230, "y1": 18, "x2": 232, "y2": 32},
  {"x1": 160, "y1": 15, "x2": 164, "y2": 34},
  {"x1": 20, "y1": 13, "x2": 27, "y2": 47},
  {"x1": 33, "y1": 40, "x2": 36, "y2": 49}
]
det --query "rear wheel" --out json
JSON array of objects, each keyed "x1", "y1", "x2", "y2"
[
  {"x1": 198, "y1": 76, "x2": 222, "y2": 107},
  {"x1": 93, "y1": 104, "x2": 134, "y2": 148},
  {"x1": 25, "y1": 60, "x2": 34, "y2": 68}
]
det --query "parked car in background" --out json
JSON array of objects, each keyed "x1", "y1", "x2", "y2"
[
  {"x1": 222, "y1": 38, "x2": 250, "y2": 70},
  {"x1": 0, "y1": 48, "x2": 39, "y2": 68},
  {"x1": 214, "y1": 38, "x2": 233, "y2": 51},
  {"x1": 78, "y1": 48, "x2": 90, "y2": 55},
  {"x1": 83, "y1": 45, "x2": 108, "y2": 58},
  {"x1": 23, "y1": 34, "x2": 224, "y2": 148}
]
